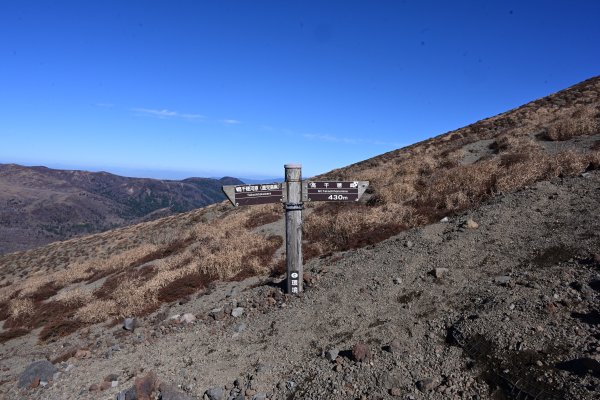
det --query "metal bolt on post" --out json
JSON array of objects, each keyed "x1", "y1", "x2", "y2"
[{"x1": 284, "y1": 163, "x2": 303, "y2": 294}]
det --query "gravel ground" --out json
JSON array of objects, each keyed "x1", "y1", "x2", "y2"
[{"x1": 1, "y1": 170, "x2": 599, "y2": 400}]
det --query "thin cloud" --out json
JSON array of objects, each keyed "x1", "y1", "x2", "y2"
[
  {"x1": 132, "y1": 108, "x2": 205, "y2": 120},
  {"x1": 221, "y1": 119, "x2": 242, "y2": 125}
]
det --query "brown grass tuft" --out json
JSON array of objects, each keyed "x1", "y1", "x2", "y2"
[{"x1": 0, "y1": 328, "x2": 29, "y2": 344}]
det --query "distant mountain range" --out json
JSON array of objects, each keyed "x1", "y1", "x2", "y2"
[{"x1": 0, "y1": 163, "x2": 242, "y2": 254}]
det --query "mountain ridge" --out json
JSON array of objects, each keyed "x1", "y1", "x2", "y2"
[{"x1": 0, "y1": 163, "x2": 243, "y2": 255}]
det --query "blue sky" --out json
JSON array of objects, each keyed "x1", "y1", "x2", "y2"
[{"x1": 1, "y1": 1, "x2": 599, "y2": 179}]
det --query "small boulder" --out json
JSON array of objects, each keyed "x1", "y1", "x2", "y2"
[
  {"x1": 75, "y1": 349, "x2": 91, "y2": 359},
  {"x1": 325, "y1": 349, "x2": 339, "y2": 361},
  {"x1": 233, "y1": 323, "x2": 247, "y2": 333},
  {"x1": 134, "y1": 371, "x2": 158, "y2": 400},
  {"x1": 352, "y1": 343, "x2": 372, "y2": 362},
  {"x1": 123, "y1": 318, "x2": 136, "y2": 331},
  {"x1": 231, "y1": 307, "x2": 244, "y2": 318},
  {"x1": 209, "y1": 308, "x2": 225, "y2": 321},
  {"x1": 416, "y1": 378, "x2": 438, "y2": 391},
  {"x1": 179, "y1": 313, "x2": 196, "y2": 324},
  {"x1": 18, "y1": 360, "x2": 58, "y2": 388},
  {"x1": 466, "y1": 218, "x2": 479, "y2": 229},
  {"x1": 494, "y1": 276, "x2": 511, "y2": 286},
  {"x1": 160, "y1": 383, "x2": 198, "y2": 400},
  {"x1": 205, "y1": 387, "x2": 224, "y2": 400},
  {"x1": 434, "y1": 268, "x2": 449, "y2": 278}
]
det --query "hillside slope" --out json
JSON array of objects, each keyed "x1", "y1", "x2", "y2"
[
  {"x1": 0, "y1": 76, "x2": 599, "y2": 398},
  {"x1": 0, "y1": 164, "x2": 242, "y2": 254}
]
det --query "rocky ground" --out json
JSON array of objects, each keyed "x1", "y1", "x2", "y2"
[{"x1": 1, "y1": 170, "x2": 599, "y2": 400}]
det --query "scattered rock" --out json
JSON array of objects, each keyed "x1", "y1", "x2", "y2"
[
  {"x1": 231, "y1": 307, "x2": 244, "y2": 318},
  {"x1": 389, "y1": 387, "x2": 402, "y2": 397},
  {"x1": 205, "y1": 387, "x2": 224, "y2": 400},
  {"x1": 440, "y1": 217, "x2": 449, "y2": 223},
  {"x1": 416, "y1": 378, "x2": 438, "y2": 391},
  {"x1": 252, "y1": 393, "x2": 267, "y2": 400},
  {"x1": 393, "y1": 277, "x2": 402, "y2": 284},
  {"x1": 233, "y1": 323, "x2": 247, "y2": 333},
  {"x1": 466, "y1": 218, "x2": 479, "y2": 229},
  {"x1": 116, "y1": 386, "x2": 137, "y2": 400},
  {"x1": 160, "y1": 383, "x2": 198, "y2": 399},
  {"x1": 245, "y1": 388, "x2": 256, "y2": 397},
  {"x1": 386, "y1": 339, "x2": 403, "y2": 354},
  {"x1": 434, "y1": 268, "x2": 449, "y2": 278},
  {"x1": 123, "y1": 318, "x2": 136, "y2": 331},
  {"x1": 30, "y1": 377, "x2": 40, "y2": 389},
  {"x1": 134, "y1": 371, "x2": 158, "y2": 400},
  {"x1": 352, "y1": 343, "x2": 372, "y2": 362},
  {"x1": 180, "y1": 313, "x2": 196, "y2": 324},
  {"x1": 405, "y1": 240, "x2": 414, "y2": 248},
  {"x1": 494, "y1": 275, "x2": 512, "y2": 286},
  {"x1": 325, "y1": 349, "x2": 339, "y2": 361},
  {"x1": 209, "y1": 308, "x2": 225, "y2": 321},
  {"x1": 379, "y1": 371, "x2": 403, "y2": 389},
  {"x1": 18, "y1": 360, "x2": 58, "y2": 389},
  {"x1": 75, "y1": 349, "x2": 91, "y2": 359},
  {"x1": 105, "y1": 373, "x2": 119, "y2": 382}
]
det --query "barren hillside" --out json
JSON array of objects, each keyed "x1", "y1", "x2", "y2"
[
  {"x1": 0, "y1": 164, "x2": 242, "y2": 254},
  {"x1": 0, "y1": 76, "x2": 599, "y2": 399}
]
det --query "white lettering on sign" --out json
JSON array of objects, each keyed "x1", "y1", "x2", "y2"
[
  {"x1": 260, "y1": 184, "x2": 279, "y2": 191},
  {"x1": 291, "y1": 287, "x2": 298, "y2": 293}
]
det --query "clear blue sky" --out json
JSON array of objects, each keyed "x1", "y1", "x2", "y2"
[{"x1": 1, "y1": 1, "x2": 599, "y2": 179}]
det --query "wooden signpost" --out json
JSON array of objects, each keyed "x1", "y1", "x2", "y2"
[{"x1": 222, "y1": 164, "x2": 369, "y2": 294}]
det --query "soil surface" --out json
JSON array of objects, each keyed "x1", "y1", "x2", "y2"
[{"x1": 1, "y1": 170, "x2": 599, "y2": 400}]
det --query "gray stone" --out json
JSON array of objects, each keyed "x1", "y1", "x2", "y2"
[
  {"x1": 386, "y1": 339, "x2": 403, "y2": 354},
  {"x1": 209, "y1": 308, "x2": 225, "y2": 320},
  {"x1": 231, "y1": 307, "x2": 244, "y2": 318},
  {"x1": 325, "y1": 349, "x2": 339, "y2": 361},
  {"x1": 379, "y1": 372, "x2": 402, "y2": 389},
  {"x1": 160, "y1": 383, "x2": 198, "y2": 400},
  {"x1": 116, "y1": 386, "x2": 137, "y2": 400},
  {"x1": 123, "y1": 318, "x2": 136, "y2": 331},
  {"x1": 440, "y1": 217, "x2": 449, "y2": 223},
  {"x1": 494, "y1": 276, "x2": 511, "y2": 285},
  {"x1": 18, "y1": 360, "x2": 58, "y2": 388},
  {"x1": 416, "y1": 378, "x2": 438, "y2": 391},
  {"x1": 233, "y1": 323, "x2": 247, "y2": 333},
  {"x1": 393, "y1": 277, "x2": 402, "y2": 284},
  {"x1": 252, "y1": 393, "x2": 267, "y2": 400},
  {"x1": 434, "y1": 268, "x2": 449, "y2": 278},
  {"x1": 180, "y1": 313, "x2": 196, "y2": 324},
  {"x1": 405, "y1": 240, "x2": 414, "y2": 248},
  {"x1": 205, "y1": 387, "x2": 225, "y2": 400}
]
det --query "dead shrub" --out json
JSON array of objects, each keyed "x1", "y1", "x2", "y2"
[
  {"x1": 75, "y1": 299, "x2": 119, "y2": 323},
  {"x1": 157, "y1": 272, "x2": 212, "y2": 302},
  {"x1": 0, "y1": 328, "x2": 29, "y2": 344},
  {"x1": 8, "y1": 298, "x2": 35, "y2": 319},
  {"x1": 39, "y1": 319, "x2": 83, "y2": 343},
  {"x1": 244, "y1": 205, "x2": 282, "y2": 229},
  {"x1": 541, "y1": 106, "x2": 599, "y2": 141}
]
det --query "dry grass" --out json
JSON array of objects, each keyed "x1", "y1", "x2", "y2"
[{"x1": 0, "y1": 75, "x2": 599, "y2": 342}]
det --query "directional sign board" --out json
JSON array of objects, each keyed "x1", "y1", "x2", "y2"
[
  {"x1": 303, "y1": 181, "x2": 369, "y2": 202},
  {"x1": 222, "y1": 183, "x2": 285, "y2": 207}
]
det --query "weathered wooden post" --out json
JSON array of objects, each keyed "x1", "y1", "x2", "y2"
[
  {"x1": 284, "y1": 163, "x2": 303, "y2": 294},
  {"x1": 222, "y1": 165, "x2": 368, "y2": 296}
]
